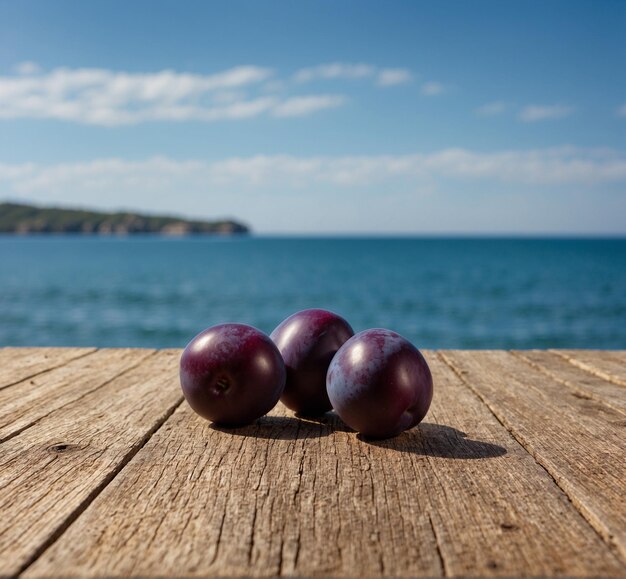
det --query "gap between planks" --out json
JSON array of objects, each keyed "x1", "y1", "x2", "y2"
[
  {"x1": 511, "y1": 350, "x2": 626, "y2": 417},
  {"x1": 440, "y1": 349, "x2": 626, "y2": 566},
  {"x1": 550, "y1": 350, "x2": 626, "y2": 388}
]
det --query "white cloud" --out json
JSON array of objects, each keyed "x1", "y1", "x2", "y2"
[
  {"x1": 377, "y1": 68, "x2": 413, "y2": 86},
  {"x1": 476, "y1": 101, "x2": 507, "y2": 116},
  {"x1": 272, "y1": 94, "x2": 346, "y2": 117},
  {"x1": 617, "y1": 103, "x2": 626, "y2": 118},
  {"x1": 0, "y1": 65, "x2": 357, "y2": 124},
  {"x1": 14, "y1": 61, "x2": 41, "y2": 75},
  {"x1": 293, "y1": 63, "x2": 375, "y2": 83},
  {"x1": 2, "y1": 148, "x2": 625, "y2": 199},
  {"x1": 518, "y1": 104, "x2": 575, "y2": 122},
  {"x1": 420, "y1": 81, "x2": 445, "y2": 96}
]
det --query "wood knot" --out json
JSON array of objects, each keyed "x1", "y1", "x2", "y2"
[
  {"x1": 48, "y1": 443, "x2": 81, "y2": 454},
  {"x1": 500, "y1": 522, "x2": 518, "y2": 531}
]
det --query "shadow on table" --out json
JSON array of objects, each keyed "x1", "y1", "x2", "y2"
[
  {"x1": 360, "y1": 423, "x2": 507, "y2": 459},
  {"x1": 210, "y1": 414, "x2": 333, "y2": 440},
  {"x1": 211, "y1": 415, "x2": 507, "y2": 458}
]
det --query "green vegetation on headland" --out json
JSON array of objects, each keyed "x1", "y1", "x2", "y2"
[{"x1": 0, "y1": 202, "x2": 250, "y2": 235}]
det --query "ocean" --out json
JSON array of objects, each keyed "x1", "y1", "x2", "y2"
[{"x1": 1, "y1": 236, "x2": 625, "y2": 349}]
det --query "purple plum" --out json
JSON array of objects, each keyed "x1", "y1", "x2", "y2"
[
  {"x1": 180, "y1": 323, "x2": 286, "y2": 427},
  {"x1": 271, "y1": 309, "x2": 354, "y2": 415},
  {"x1": 326, "y1": 328, "x2": 433, "y2": 438}
]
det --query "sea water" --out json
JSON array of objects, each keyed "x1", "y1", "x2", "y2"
[{"x1": 1, "y1": 236, "x2": 625, "y2": 349}]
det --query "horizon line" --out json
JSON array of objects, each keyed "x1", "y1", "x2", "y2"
[{"x1": 1, "y1": 232, "x2": 625, "y2": 240}]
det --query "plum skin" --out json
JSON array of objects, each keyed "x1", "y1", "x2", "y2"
[
  {"x1": 326, "y1": 329, "x2": 433, "y2": 439},
  {"x1": 270, "y1": 309, "x2": 354, "y2": 415},
  {"x1": 179, "y1": 323, "x2": 286, "y2": 427}
]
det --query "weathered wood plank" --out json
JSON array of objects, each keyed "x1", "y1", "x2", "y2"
[
  {"x1": 0, "y1": 348, "x2": 155, "y2": 443},
  {"x1": 515, "y1": 350, "x2": 626, "y2": 415},
  {"x1": 420, "y1": 355, "x2": 624, "y2": 577},
  {"x1": 24, "y1": 352, "x2": 624, "y2": 577},
  {"x1": 441, "y1": 350, "x2": 626, "y2": 564},
  {"x1": 0, "y1": 350, "x2": 183, "y2": 578},
  {"x1": 552, "y1": 350, "x2": 626, "y2": 387},
  {"x1": 23, "y1": 403, "x2": 441, "y2": 577},
  {"x1": 0, "y1": 347, "x2": 96, "y2": 391}
]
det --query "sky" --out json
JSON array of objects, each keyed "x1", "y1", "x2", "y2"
[{"x1": 0, "y1": 0, "x2": 625, "y2": 234}]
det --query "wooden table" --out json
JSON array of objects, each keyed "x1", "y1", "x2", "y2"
[{"x1": 1, "y1": 348, "x2": 624, "y2": 577}]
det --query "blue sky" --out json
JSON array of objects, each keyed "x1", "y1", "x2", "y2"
[{"x1": 0, "y1": 0, "x2": 625, "y2": 233}]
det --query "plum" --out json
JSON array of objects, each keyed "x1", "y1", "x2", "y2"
[
  {"x1": 179, "y1": 323, "x2": 286, "y2": 427},
  {"x1": 326, "y1": 328, "x2": 433, "y2": 438},
  {"x1": 271, "y1": 309, "x2": 354, "y2": 415}
]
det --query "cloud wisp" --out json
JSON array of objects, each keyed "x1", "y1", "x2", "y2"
[
  {"x1": 377, "y1": 68, "x2": 413, "y2": 86},
  {"x1": 475, "y1": 101, "x2": 508, "y2": 116},
  {"x1": 14, "y1": 61, "x2": 41, "y2": 75},
  {"x1": 420, "y1": 81, "x2": 445, "y2": 96},
  {"x1": 518, "y1": 104, "x2": 576, "y2": 122},
  {"x1": 2, "y1": 147, "x2": 625, "y2": 198},
  {"x1": 272, "y1": 94, "x2": 348, "y2": 118},
  {"x1": 293, "y1": 62, "x2": 413, "y2": 87},
  {"x1": 476, "y1": 102, "x2": 579, "y2": 122},
  {"x1": 293, "y1": 63, "x2": 375, "y2": 83}
]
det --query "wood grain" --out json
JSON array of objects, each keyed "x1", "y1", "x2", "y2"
[
  {"x1": 552, "y1": 349, "x2": 626, "y2": 387},
  {"x1": 441, "y1": 350, "x2": 626, "y2": 564},
  {"x1": 515, "y1": 350, "x2": 626, "y2": 415},
  {"x1": 0, "y1": 348, "x2": 155, "y2": 443},
  {"x1": 0, "y1": 347, "x2": 95, "y2": 391},
  {"x1": 0, "y1": 350, "x2": 183, "y2": 578},
  {"x1": 24, "y1": 352, "x2": 624, "y2": 577}
]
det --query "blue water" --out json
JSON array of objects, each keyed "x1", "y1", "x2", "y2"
[{"x1": 1, "y1": 236, "x2": 625, "y2": 349}]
